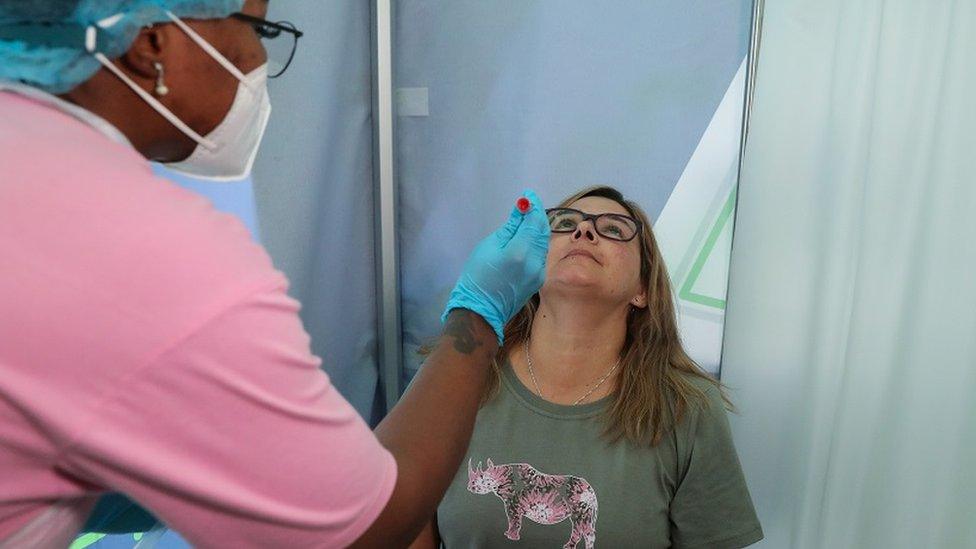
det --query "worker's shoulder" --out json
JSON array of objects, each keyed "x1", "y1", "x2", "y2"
[
  {"x1": 0, "y1": 90, "x2": 121, "y2": 155},
  {"x1": 0, "y1": 93, "x2": 285, "y2": 322},
  {"x1": 0, "y1": 91, "x2": 158, "y2": 194},
  {"x1": 98, "y1": 168, "x2": 285, "y2": 320}
]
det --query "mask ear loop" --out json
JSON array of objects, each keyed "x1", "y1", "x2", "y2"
[
  {"x1": 163, "y1": 10, "x2": 252, "y2": 89},
  {"x1": 85, "y1": 16, "x2": 217, "y2": 151}
]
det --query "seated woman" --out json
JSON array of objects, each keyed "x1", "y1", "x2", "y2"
[{"x1": 411, "y1": 186, "x2": 763, "y2": 548}]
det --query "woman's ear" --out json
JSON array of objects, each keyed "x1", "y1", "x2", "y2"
[
  {"x1": 631, "y1": 293, "x2": 647, "y2": 309},
  {"x1": 119, "y1": 25, "x2": 169, "y2": 79}
]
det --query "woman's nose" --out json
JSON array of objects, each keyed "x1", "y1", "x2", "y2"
[{"x1": 572, "y1": 222, "x2": 598, "y2": 242}]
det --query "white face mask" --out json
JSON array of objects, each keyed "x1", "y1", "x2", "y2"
[
  {"x1": 89, "y1": 10, "x2": 272, "y2": 181},
  {"x1": 165, "y1": 64, "x2": 271, "y2": 180}
]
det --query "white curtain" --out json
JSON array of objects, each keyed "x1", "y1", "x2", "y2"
[{"x1": 723, "y1": 1, "x2": 976, "y2": 548}]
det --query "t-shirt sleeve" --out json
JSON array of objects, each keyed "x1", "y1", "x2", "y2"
[
  {"x1": 669, "y1": 382, "x2": 763, "y2": 549},
  {"x1": 56, "y1": 283, "x2": 397, "y2": 548}
]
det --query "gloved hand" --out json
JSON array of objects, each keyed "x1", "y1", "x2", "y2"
[{"x1": 441, "y1": 190, "x2": 550, "y2": 345}]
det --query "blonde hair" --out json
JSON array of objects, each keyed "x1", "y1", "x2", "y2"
[{"x1": 488, "y1": 185, "x2": 730, "y2": 446}]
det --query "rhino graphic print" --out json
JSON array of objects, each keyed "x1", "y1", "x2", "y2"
[{"x1": 467, "y1": 458, "x2": 598, "y2": 548}]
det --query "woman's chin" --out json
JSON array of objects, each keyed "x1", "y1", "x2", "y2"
[{"x1": 543, "y1": 275, "x2": 604, "y2": 296}]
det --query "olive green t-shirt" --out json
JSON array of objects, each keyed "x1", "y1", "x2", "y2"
[{"x1": 436, "y1": 363, "x2": 763, "y2": 548}]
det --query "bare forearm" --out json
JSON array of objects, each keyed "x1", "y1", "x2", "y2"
[
  {"x1": 351, "y1": 310, "x2": 496, "y2": 547},
  {"x1": 407, "y1": 519, "x2": 440, "y2": 549},
  {"x1": 375, "y1": 309, "x2": 494, "y2": 499}
]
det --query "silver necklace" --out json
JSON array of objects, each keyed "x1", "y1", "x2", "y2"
[{"x1": 523, "y1": 337, "x2": 620, "y2": 406}]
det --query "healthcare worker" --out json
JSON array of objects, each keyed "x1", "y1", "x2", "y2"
[{"x1": 0, "y1": 1, "x2": 550, "y2": 547}]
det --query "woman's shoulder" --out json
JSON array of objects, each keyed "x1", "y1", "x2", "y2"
[
  {"x1": 673, "y1": 370, "x2": 724, "y2": 404},
  {"x1": 668, "y1": 370, "x2": 729, "y2": 435}
]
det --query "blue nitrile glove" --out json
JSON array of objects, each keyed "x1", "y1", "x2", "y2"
[{"x1": 441, "y1": 190, "x2": 550, "y2": 345}]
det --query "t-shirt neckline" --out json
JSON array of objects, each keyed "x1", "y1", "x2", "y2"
[{"x1": 500, "y1": 359, "x2": 611, "y2": 419}]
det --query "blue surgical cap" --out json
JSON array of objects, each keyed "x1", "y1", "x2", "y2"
[{"x1": 0, "y1": 0, "x2": 244, "y2": 93}]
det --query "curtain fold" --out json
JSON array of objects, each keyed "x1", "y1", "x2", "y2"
[
  {"x1": 252, "y1": 1, "x2": 380, "y2": 421},
  {"x1": 723, "y1": 1, "x2": 976, "y2": 547}
]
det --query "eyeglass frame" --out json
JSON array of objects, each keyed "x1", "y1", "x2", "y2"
[
  {"x1": 230, "y1": 12, "x2": 304, "y2": 78},
  {"x1": 545, "y1": 207, "x2": 643, "y2": 242}
]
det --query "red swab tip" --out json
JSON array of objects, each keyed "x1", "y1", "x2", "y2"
[{"x1": 516, "y1": 197, "x2": 531, "y2": 214}]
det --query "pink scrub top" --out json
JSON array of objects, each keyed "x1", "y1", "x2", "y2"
[{"x1": 0, "y1": 89, "x2": 396, "y2": 548}]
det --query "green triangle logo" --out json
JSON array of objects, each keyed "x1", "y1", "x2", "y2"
[{"x1": 678, "y1": 186, "x2": 737, "y2": 310}]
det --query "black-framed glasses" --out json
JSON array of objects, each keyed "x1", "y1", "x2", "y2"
[
  {"x1": 231, "y1": 13, "x2": 304, "y2": 78},
  {"x1": 546, "y1": 208, "x2": 643, "y2": 242}
]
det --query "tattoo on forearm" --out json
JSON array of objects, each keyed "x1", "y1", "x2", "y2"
[{"x1": 444, "y1": 311, "x2": 485, "y2": 355}]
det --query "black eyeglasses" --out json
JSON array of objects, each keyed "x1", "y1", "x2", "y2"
[
  {"x1": 231, "y1": 13, "x2": 304, "y2": 78},
  {"x1": 545, "y1": 208, "x2": 643, "y2": 242}
]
